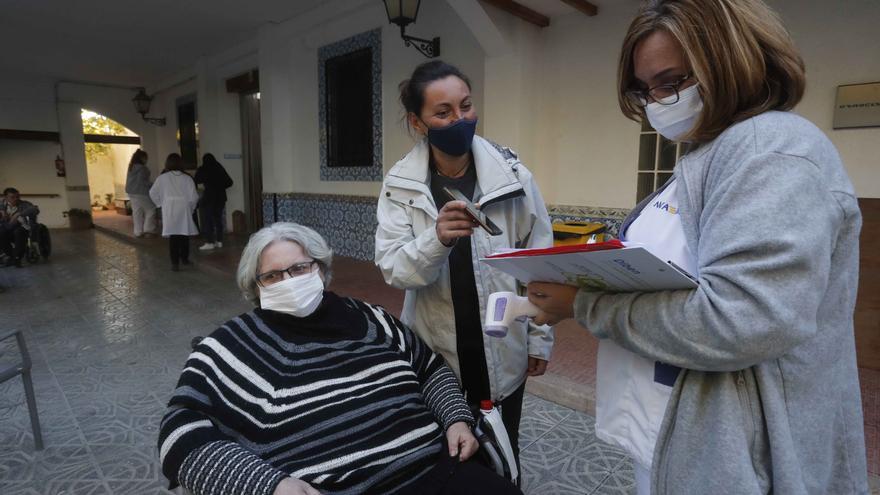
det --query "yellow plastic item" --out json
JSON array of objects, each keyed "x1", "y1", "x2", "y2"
[{"x1": 552, "y1": 221, "x2": 607, "y2": 246}]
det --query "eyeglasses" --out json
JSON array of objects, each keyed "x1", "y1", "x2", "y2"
[
  {"x1": 626, "y1": 73, "x2": 694, "y2": 107},
  {"x1": 256, "y1": 260, "x2": 317, "y2": 287}
]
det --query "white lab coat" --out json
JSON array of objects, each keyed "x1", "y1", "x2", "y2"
[{"x1": 149, "y1": 171, "x2": 199, "y2": 237}]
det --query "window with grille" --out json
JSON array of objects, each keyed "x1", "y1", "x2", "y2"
[
  {"x1": 324, "y1": 48, "x2": 373, "y2": 169},
  {"x1": 636, "y1": 120, "x2": 686, "y2": 203}
]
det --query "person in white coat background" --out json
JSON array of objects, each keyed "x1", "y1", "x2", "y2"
[
  {"x1": 150, "y1": 153, "x2": 199, "y2": 271},
  {"x1": 374, "y1": 60, "x2": 554, "y2": 469}
]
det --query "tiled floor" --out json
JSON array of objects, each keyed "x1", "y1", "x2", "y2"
[{"x1": 0, "y1": 228, "x2": 635, "y2": 494}]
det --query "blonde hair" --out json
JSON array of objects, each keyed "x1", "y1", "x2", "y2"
[{"x1": 617, "y1": 0, "x2": 806, "y2": 143}]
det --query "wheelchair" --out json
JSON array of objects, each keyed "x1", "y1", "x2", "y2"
[
  {"x1": 473, "y1": 403, "x2": 519, "y2": 486},
  {"x1": 18, "y1": 217, "x2": 51, "y2": 264},
  {"x1": 186, "y1": 336, "x2": 519, "y2": 486}
]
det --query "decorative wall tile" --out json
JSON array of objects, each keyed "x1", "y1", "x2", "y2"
[
  {"x1": 548, "y1": 204, "x2": 631, "y2": 238},
  {"x1": 263, "y1": 193, "x2": 633, "y2": 261},
  {"x1": 264, "y1": 193, "x2": 379, "y2": 261},
  {"x1": 318, "y1": 28, "x2": 383, "y2": 182}
]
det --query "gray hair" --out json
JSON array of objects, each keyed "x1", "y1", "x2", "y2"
[{"x1": 236, "y1": 222, "x2": 334, "y2": 305}]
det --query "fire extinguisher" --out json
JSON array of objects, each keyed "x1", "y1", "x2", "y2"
[{"x1": 55, "y1": 155, "x2": 66, "y2": 177}]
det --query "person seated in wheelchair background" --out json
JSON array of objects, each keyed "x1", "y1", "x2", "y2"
[{"x1": 0, "y1": 187, "x2": 40, "y2": 268}]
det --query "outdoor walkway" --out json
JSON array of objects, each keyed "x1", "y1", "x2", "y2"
[{"x1": 0, "y1": 228, "x2": 637, "y2": 494}]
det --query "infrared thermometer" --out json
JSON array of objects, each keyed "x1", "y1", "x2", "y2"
[{"x1": 484, "y1": 291, "x2": 540, "y2": 337}]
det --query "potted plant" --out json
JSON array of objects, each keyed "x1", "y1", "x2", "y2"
[{"x1": 63, "y1": 208, "x2": 93, "y2": 230}]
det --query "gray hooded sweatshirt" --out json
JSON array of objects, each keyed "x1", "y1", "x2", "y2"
[{"x1": 575, "y1": 111, "x2": 867, "y2": 494}]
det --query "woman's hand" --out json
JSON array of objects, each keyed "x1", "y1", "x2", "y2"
[
  {"x1": 436, "y1": 201, "x2": 476, "y2": 247},
  {"x1": 527, "y1": 356, "x2": 548, "y2": 376},
  {"x1": 273, "y1": 477, "x2": 321, "y2": 495},
  {"x1": 527, "y1": 282, "x2": 580, "y2": 326},
  {"x1": 445, "y1": 421, "x2": 479, "y2": 461}
]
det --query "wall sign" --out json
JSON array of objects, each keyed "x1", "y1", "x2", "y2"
[{"x1": 833, "y1": 82, "x2": 880, "y2": 129}]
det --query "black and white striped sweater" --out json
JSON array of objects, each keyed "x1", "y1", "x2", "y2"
[{"x1": 158, "y1": 292, "x2": 473, "y2": 495}]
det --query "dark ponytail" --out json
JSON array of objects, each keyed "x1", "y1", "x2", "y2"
[{"x1": 399, "y1": 60, "x2": 471, "y2": 127}]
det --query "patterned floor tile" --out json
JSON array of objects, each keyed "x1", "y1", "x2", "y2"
[
  {"x1": 558, "y1": 410, "x2": 597, "y2": 436},
  {"x1": 0, "y1": 449, "x2": 36, "y2": 482},
  {"x1": 40, "y1": 480, "x2": 112, "y2": 494},
  {"x1": 0, "y1": 412, "x2": 84, "y2": 450},
  {"x1": 92, "y1": 445, "x2": 160, "y2": 481},
  {"x1": 77, "y1": 417, "x2": 138, "y2": 446},
  {"x1": 519, "y1": 415, "x2": 562, "y2": 451},
  {"x1": 0, "y1": 482, "x2": 43, "y2": 495},
  {"x1": 590, "y1": 470, "x2": 636, "y2": 495},
  {"x1": 27, "y1": 446, "x2": 102, "y2": 483},
  {"x1": 106, "y1": 480, "x2": 176, "y2": 494},
  {"x1": 64, "y1": 394, "x2": 118, "y2": 419}
]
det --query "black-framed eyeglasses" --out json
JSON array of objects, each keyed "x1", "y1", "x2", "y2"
[
  {"x1": 256, "y1": 260, "x2": 318, "y2": 287},
  {"x1": 626, "y1": 73, "x2": 694, "y2": 107}
]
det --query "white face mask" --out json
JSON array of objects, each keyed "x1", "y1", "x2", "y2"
[
  {"x1": 259, "y1": 270, "x2": 324, "y2": 317},
  {"x1": 645, "y1": 84, "x2": 703, "y2": 142}
]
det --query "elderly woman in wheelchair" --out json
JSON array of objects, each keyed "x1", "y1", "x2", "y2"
[
  {"x1": 158, "y1": 222, "x2": 521, "y2": 495},
  {"x1": 0, "y1": 187, "x2": 49, "y2": 268}
]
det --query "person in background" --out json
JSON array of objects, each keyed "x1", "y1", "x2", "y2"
[
  {"x1": 0, "y1": 187, "x2": 39, "y2": 268},
  {"x1": 149, "y1": 153, "x2": 199, "y2": 271},
  {"x1": 375, "y1": 60, "x2": 554, "y2": 469},
  {"x1": 158, "y1": 222, "x2": 522, "y2": 495},
  {"x1": 125, "y1": 149, "x2": 157, "y2": 238},
  {"x1": 194, "y1": 153, "x2": 233, "y2": 251},
  {"x1": 527, "y1": 0, "x2": 868, "y2": 493}
]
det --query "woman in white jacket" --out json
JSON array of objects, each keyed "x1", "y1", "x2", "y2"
[
  {"x1": 150, "y1": 153, "x2": 199, "y2": 271},
  {"x1": 375, "y1": 61, "x2": 554, "y2": 466}
]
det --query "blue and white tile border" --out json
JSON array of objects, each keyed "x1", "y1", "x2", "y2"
[
  {"x1": 317, "y1": 28, "x2": 383, "y2": 182},
  {"x1": 263, "y1": 193, "x2": 631, "y2": 261},
  {"x1": 547, "y1": 204, "x2": 631, "y2": 238},
  {"x1": 264, "y1": 193, "x2": 379, "y2": 260}
]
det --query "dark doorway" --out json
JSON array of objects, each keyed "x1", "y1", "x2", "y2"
[
  {"x1": 176, "y1": 97, "x2": 198, "y2": 169},
  {"x1": 324, "y1": 48, "x2": 373, "y2": 168},
  {"x1": 240, "y1": 93, "x2": 262, "y2": 232}
]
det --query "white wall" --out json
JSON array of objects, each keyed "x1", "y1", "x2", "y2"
[
  {"x1": 483, "y1": 0, "x2": 880, "y2": 207},
  {"x1": 259, "y1": 0, "x2": 485, "y2": 197},
  {"x1": 85, "y1": 143, "x2": 140, "y2": 206},
  {"x1": 0, "y1": 76, "x2": 70, "y2": 227},
  {"x1": 0, "y1": 77, "x2": 58, "y2": 132},
  {"x1": 773, "y1": 0, "x2": 880, "y2": 198},
  {"x1": 529, "y1": 2, "x2": 643, "y2": 208},
  {"x1": 0, "y1": 140, "x2": 69, "y2": 227},
  {"x1": 150, "y1": 79, "x2": 197, "y2": 176}
]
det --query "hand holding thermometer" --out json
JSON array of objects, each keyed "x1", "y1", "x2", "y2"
[{"x1": 484, "y1": 291, "x2": 540, "y2": 337}]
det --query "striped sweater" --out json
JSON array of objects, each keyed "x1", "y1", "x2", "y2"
[{"x1": 158, "y1": 292, "x2": 473, "y2": 495}]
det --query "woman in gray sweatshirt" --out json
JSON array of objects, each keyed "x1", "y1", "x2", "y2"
[
  {"x1": 527, "y1": 0, "x2": 868, "y2": 493},
  {"x1": 125, "y1": 149, "x2": 156, "y2": 237}
]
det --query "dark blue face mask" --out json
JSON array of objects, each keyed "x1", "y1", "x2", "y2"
[{"x1": 424, "y1": 117, "x2": 478, "y2": 157}]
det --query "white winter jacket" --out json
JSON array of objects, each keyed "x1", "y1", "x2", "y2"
[{"x1": 375, "y1": 136, "x2": 554, "y2": 401}]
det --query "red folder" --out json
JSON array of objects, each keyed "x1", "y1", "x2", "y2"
[{"x1": 485, "y1": 239, "x2": 625, "y2": 259}]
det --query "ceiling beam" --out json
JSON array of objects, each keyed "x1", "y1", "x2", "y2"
[
  {"x1": 0, "y1": 129, "x2": 60, "y2": 142},
  {"x1": 559, "y1": 0, "x2": 599, "y2": 16},
  {"x1": 480, "y1": 0, "x2": 550, "y2": 28}
]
